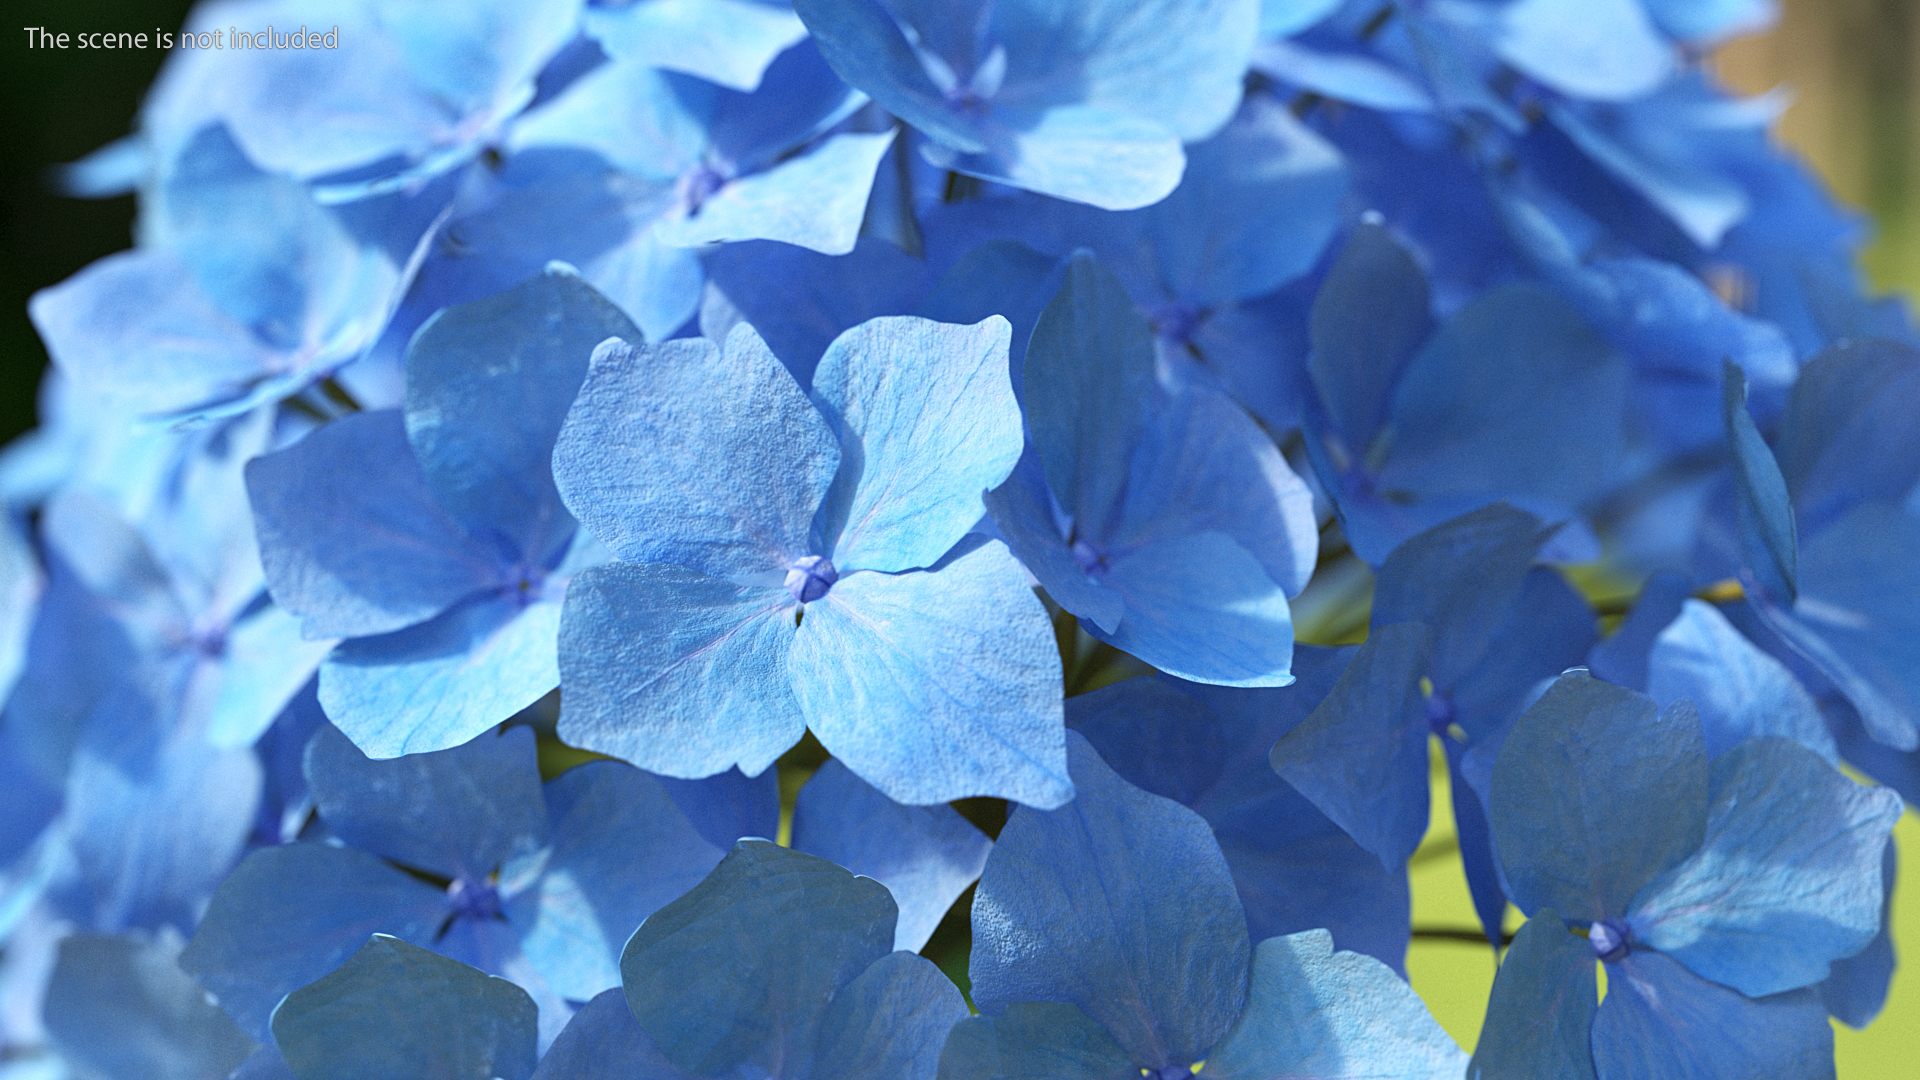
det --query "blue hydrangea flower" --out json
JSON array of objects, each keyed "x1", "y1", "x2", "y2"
[
  {"x1": 536, "y1": 839, "x2": 966, "y2": 1080},
  {"x1": 940, "y1": 731, "x2": 1465, "y2": 1079},
  {"x1": 987, "y1": 253, "x2": 1316, "y2": 686},
  {"x1": 582, "y1": 0, "x2": 808, "y2": 92},
  {"x1": 40, "y1": 932, "x2": 258, "y2": 1080},
  {"x1": 247, "y1": 268, "x2": 634, "y2": 756},
  {"x1": 1471, "y1": 670, "x2": 1901, "y2": 1078},
  {"x1": 794, "y1": 0, "x2": 1259, "y2": 209},
  {"x1": 552, "y1": 315, "x2": 1068, "y2": 807}
]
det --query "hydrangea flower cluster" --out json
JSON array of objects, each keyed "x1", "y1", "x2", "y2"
[{"x1": 2, "y1": 0, "x2": 1913, "y2": 1077}]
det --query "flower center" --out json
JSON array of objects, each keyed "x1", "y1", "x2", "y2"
[
  {"x1": 1071, "y1": 537, "x2": 1109, "y2": 578},
  {"x1": 447, "y1": 875, "x2": 503, "y2": 923},
  {"x1": 1589, "y1": 918, "x2": 1630, "y2": 963},
  {"x1": 680, "y1": 164, "x2": 728, "y2": 216},
  {"x1": 785, "y1": 555, "x2": 839, "y2": 604}
]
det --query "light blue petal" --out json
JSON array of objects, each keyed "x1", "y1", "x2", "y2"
[
  {"x1": 792, "y1": 759, "x2": 992, "y2": 951},
  {"x1": 1641, "y1": 0, "x2": 1776, "y2": 44},
  {"x1": 1647, "y1": 599, "x2": 1836, "y2": 762},
  {"x1": 928, "y1": 104, "x2": 1186, "y2": 212},
  {"x1": 508, "y1": 61, "x2": 709, "y2": 178},
  {"x1": 811, "y1": 315, "x2": 1021, "y2": 572},
  {"x1": 1490, "y1": 671, "x2": 1708, "y2": 922},
  {"x1": 1725, "y1": 361, "x2": 1798, "y2": 604},
  {"x1": 1306, "y1": 223, "x2": 1431, "y2": 453},
  {"x1": 271, "y1": 935, "x2": 538, "y2": 1080},
  {"x1": 934, "y1": 1003, "x2": 1137, "y2": 1080},
  {"x1": 792, "y1": 0, "x2": 993, "y2": 154},
  {"x1": 620, "y1": 840, "x2": 896, "y2": 1076},
  {"x1": 319, "y1": 593, "x2": 563, "y2": 758},
  {"x1": 655, "y1": 132, "x2": 894, "y2": 255},
  {"x1": 179, "y1": 843, "x2": 450, "y2": 1042},
  {"x1": 788, "y1": 543, "x2": 1069, "y2": 807},
  {"x1": 557, "y1": 562, "x2": 805, "y2": 779},
  {"x1": 1093, "y1": 532, "x2": 1296, "y2": 687},
  {"x1": 1821, "y1": 841, "x2": 1896, "y2": 1027},
  {"x1": 205, "y1": 604, "x2": 338, "y2": 750},
  {"x1": 1251, "y1": 39, "x2": 1435, "y2": 112},
  {"x1": 43, "y1": 934, "x2": 256, "y2": 1080},
  {"x1": 1629, "y1": 738, "x2": 1900, "y2": 997},
  {"x1": 585, "y1": 0, "x2": 808, "y2": 91},
  {"x1": 1547, "y1": 95, "x2": 1751, "y2": 249},
  {"x1": 970, "y1": 732, "x2": 1248, "y2": 1069},
  {"x1": 304, "y1": 723, "x2": 546, "y2": 882},
  {"x1": 247, "y1": 410, "x2": 501, "y2": 641},
  {"x1": 1260, "y1": 0, "x2": 1344, "y2": 37},
  {"x1": 983, "y1": 449, "x2": 1127, "y2": 633},
  {"x1": 404, "y1": 268, "x2": 640, "y2": 562},
  {"x1": 0, "y1": 517, "x2": 37, "y2": 709},
  {"x1": 1022, "y1": 253, "x2": 1156, "y2": 530},
  {"x1": 1464, "y1": 913, "x2": 1598, "y2": 1080},
  {"x1": 530, "y1": 988, "x2": 703, "y2": 1080},
  {"x1": 585, "y1": 229, "x2": 709, "y2": 345},
  {"x1": 1268, "y1": 623, "x2": 1432, "y2": 865},
  {"x1": 1764, "y1": 502, "x2": 1920, "y2": 751},
  {"x1": 813, "y1": 951, "x2": 969, "y2": 1080},
  {"x1": 1492, "y1": 0, "x2": 1672, "y2": 101},
  {"x1": 1590, "y1": 950, "x2": 1832, "y2": 1080},
  {"x1": 1200, "y1": 930, "x2": 1465, "y2": 1080},
  {"x1": 554, "y1": 331, "x2": 838, "y2": 578},
  {"x1": 517, "y1": 762, "x2": 727, "y2": 1001}
]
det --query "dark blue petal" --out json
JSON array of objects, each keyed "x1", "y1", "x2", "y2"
[
  {"x1": 1821, "y1": 840, "x2": 1897, "y2": 1027},
  {"x1": 304, "y1": 723, "x2": 547, "y2": 882},
  {"x1": 1465, "y1": 912, "x2": 1598, "y2": 1080},
  {"x1": 1269, "y1": 622, "x2": 1433, "y2": 867},
  {"x1": 1586, "y1": 571, "x2": 1692, "y2": 692},
  {"x1": 1491, "y1": 671, "x2": 1708, "y2": 922},
  {"x1": 271, "y1": 935, "x2": 538, "y2": 1080},
  {"x1": 1590, "y1": 950, "x2": 1832, "y2": 1080},
  {"x1": 553, "y1": 331, "x2": 839, "y2": 578},
  {"x1": 1629, "y1": 738, "x2": 1900, "y2": 997},
  {"x1": 1307, "y1": 222, "x2": 1432, "y2": 454},
  {"x1": 792, "y1": 759, "x2": 991, "y2": 951},
  {"x1": 935, "y1": 1003, "x2": 1138, "y2": 1080},
  {"x1": 529, "y1": 988, "x2": 703, "y2": 1080},
  {"x1": 984, "y1": 449, "x2": 1128, "y2": 633},
  {"x1": 970, "y1": 732, "x2": 1248, "y2": 1069},
  {"x1": 43, "y1": 933, "x2": 256, "y2": 1080},
  {"x1": 556, "y1": 562, "x2": 804, "y2": 781},
  {"x1": 655, "y1": 768, "x2": 781, "y2": 851},
  {"x1": 788, "y1": 542, "x2": 1066, "y2": 807},
  {"x1": 1199, "y1": 930, "x2": 1465, "y2": 1080},
  {"x1": 179, "y1": 843, "x2": 449, "y2": 1042},
  {"x1": 812, "y1": 951, "x2": 969, "y2": 1080},
  {"x1": 1724, "y1": 361, "x2": 1798, "y2": 605},
  {"x1": 620, "y1": 840, "x2": 895, "y2": 1076},
  {"x1": 1775, "y1": 338, "x2": 1920, "y2": 536},
  {"x1": 404, "y1": 269, "x2": 639, "y2": 564}
]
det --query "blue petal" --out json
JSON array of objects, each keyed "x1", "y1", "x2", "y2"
[
  {"x1": 1200, "y1": 930, "x2": 1465, "y2": 1080},
  {"x1": 1491, "y1": 0, "x2": 1672, "y2": 101},
  {"x1": 792, "y1": 0, "x2": 988, "y2": 153},
  {"x1": 1629, "y1": 738, "x2": 1900, "y2": 997},
  {"x1": 787, "y1": 542, "x2": 1069, "y2": 807},
  {"x1": 811, "y1": 315, "x2": 1021, "y2": 572},
  {"x1": 1724, "y1": 361, "x2": 1798, "y2": 604},
  {"x1": 516, "y1": 762, "x2": 727, "y2": 1001},
  {"x1": 1371, "y1": 504, "x2": 1554, "y2": 689},
  {"x1": 1647, "y1": 600, "x2": 1837, "y2": 762},
  {"x1": 792, "y1": 759, "x2": 991, "y2": 951},
  {"x1": 935, "y1": 1003, "x2": 1137, "y2": 1080},
  {"x1": 43, "y1": 934, "x2": 257, "y2": 1080},
  {"x1": 304, "y1": 723, "x2": 546, "y2": 882},
  {"x1": 655, "y1": 132, "x2": 895, "y2": 255},
  {"x1": 1268, "y1": 623, "x2": 1432, "y2": 866},
  {"x1": 1092, "y1": 532, "x2": 1297, "y2": 687},
  {"x1": 1490, "y1": 671, "x2": 1708, "y2": 922},
  {"x1": 319, "y1": 592, "x2": 564, "y2": 757},
  {"x1": 1306, "y1": 223, "x2": 1433, "y2": 453},
  {"x1": 620, "y1": 840, "x2": 896, "y2": 1076},
  {"x1": 655, "y1": 769, "x2": 781, "y2": 850},
  {"x1": 509, "y1": 62, "x2": 708, "y2": 178},
  {"x1": 531, "y1": 988, "x2": 701, "y2": 1080},
  {"x1": 1775, "y1": 338, "x2": 1920, "y2": 537},
  {"x1": 813, "y1": 951, "x2": 970, "y2": 1080},
  {"x1": 1464, "y1": 912, "x2": 1598, "y2": 1080},
  {"x1": 1259, "y1": 0, "x2": 1343, "y2": 37},
  {"x1": 1821, "y1": 840, "x2": 1896, "y2": 1027},
  {"x1": 247, "y1": 410, "x2": 501, "y2": 641},
  {"x1": 0, "y1": 517, "x2": 37, "y2": 709},
  {"x1": 556, "y1": 562, "x2": 804, "y2": 780},
  {"x1": 1251, "y1": 39, "x2": 1435, "y2": 112},
  {"x1": 206, "y1": 605, "x2": 337, "y2": 750},
  {"x1": 926, "y1": 103, "x2": 1187, "y2": 211},
  {"x1": 704, "y1": 40, "x2": 868, "y2": 172},
  {"x1": 1590, "y1": 950, "x2": 1832, "y2": 1080},
  {"x1": 179, "y1": 844, "x2": 450, "y2": 1041},
  {"x1": 553, "y1": 331, "x2": 839, "y2": 578},
  {"x1": 984, "y1": 449, "x2": 1127, "y2": 633},
  {"x1": 584, "y1": 0, "x2": 808, "y2": 91},
  {"x1": 969, "y1": 732, "x2": 1248, "y2": 1069},
  {"x1": 1640, "y1": 0, "x2": 1776, "y2": 45},
  {"x1": 1586, "y1": 571, "x2": 1692, "y2": 692},
  {"x1": 404, "y1": 268, "x2": 640, "y2": 563},
  {"x1": 271, "y1": 935, "x2": 538, "y2": 1080}
]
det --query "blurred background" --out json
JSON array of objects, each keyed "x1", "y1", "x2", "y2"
[{"x1": 1, "y1": 0, "x2": 1917, "y2": 1073}]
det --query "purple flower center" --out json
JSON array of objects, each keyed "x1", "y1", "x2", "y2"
[
  {"x1": 680, "y1": 164, "x2": 728, "y2": 216},
  {"x1": 1071, "y1": 538, "x2": 1109, "y2": 577},
  {"x1": 1589, "y1": 918, "x2": 1630, "y2": 963},
  {"x1": 1146, "y1": 1066, "x2": 1192, "y2": 1080},
  {"x1": 785, "y1": 555, "x2": 839, "y2": 604},
  {"x1": 447, "y1": 876, "x2": 503, "y2": 923},
  {"x1": 1152, "y1": 301, "x2": 1204, "y2": 347}
]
